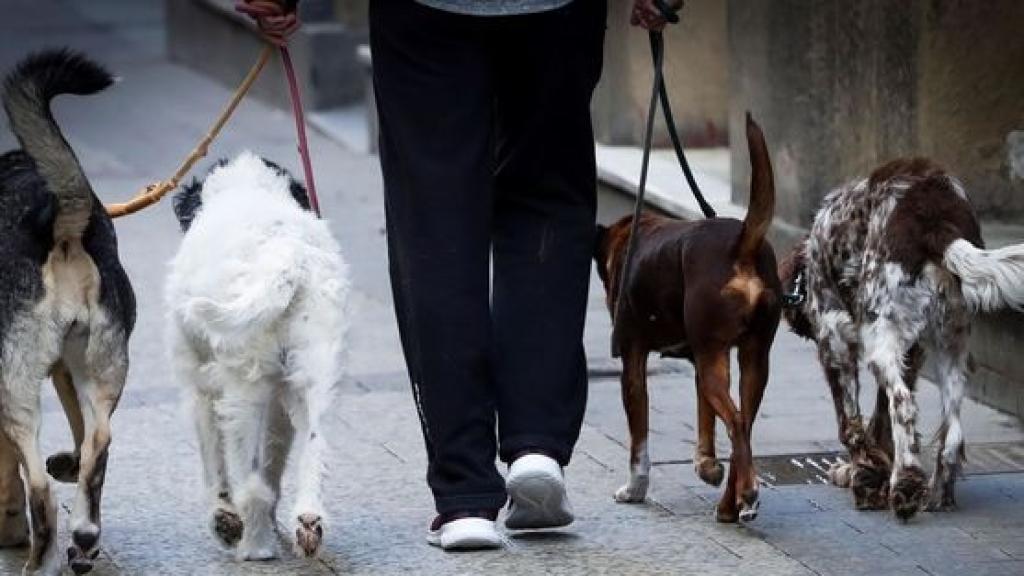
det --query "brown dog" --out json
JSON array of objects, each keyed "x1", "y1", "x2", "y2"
[{"x1": 594, "y1": 114, "x2": 781, "y2": 522}]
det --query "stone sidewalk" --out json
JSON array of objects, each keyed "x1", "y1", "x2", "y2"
[{"x1": 1, "y1": 1, "x2": 1023, "y2": 574}]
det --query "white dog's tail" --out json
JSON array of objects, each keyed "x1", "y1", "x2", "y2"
[
  {"x1": 943, "y1": 239, "x2": 1024, "y2": 313},
  {"x1": 184, "y1": 274, "x2": 299, "y2": 340}
]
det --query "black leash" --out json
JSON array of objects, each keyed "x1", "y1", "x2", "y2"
[{"x1": 611, "y1": 3, "x2": 715, "y2": 353}]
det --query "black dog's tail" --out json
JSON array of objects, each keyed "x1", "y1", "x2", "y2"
[
  {"x1": 3, "y1": 49, "x2": 113, "y2": 239},
  {"x1": 735, "y1": 112, "x2": 775, "y2": 265}
]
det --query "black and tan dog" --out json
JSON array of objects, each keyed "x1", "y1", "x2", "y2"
[
  {"x1": 594, "y1": 114, "x2": 780, "y2": 522},
  {"x1": 0, "y1": 50, "x2": 134, "y2": 575}
]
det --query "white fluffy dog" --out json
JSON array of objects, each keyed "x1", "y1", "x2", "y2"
[{"x1": 165, "y1": 152, "x2": 349, "y2": 560}]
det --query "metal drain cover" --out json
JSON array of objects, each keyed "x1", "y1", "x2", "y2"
[{"x1": 753, "y1": 442, "x2": 1024, "y2": 487}]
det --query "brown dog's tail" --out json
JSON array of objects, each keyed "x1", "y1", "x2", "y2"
[{"x1": 735, "y1": 112, "x2": 775, "y2": 264}]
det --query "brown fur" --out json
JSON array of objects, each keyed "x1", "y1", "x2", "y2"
[
  {"x1": 779, "y1": 157, "x2": 988, "y2": 520},
  {"x1": 595, "y1": 115, "x2": 781, "y2": 522}
]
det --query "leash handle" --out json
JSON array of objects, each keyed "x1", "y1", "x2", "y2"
[{"x1": 279, "y1": 46, "x2": 321, "y2": 218}]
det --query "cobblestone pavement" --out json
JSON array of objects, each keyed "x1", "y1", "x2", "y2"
[{"x1": 1, "y1": 2, "x2": 1023, "y2": 574}]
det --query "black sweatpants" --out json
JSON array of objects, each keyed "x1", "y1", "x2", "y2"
[{"x1": 370, "y1": 0, "x2": 607, "y2": 515}]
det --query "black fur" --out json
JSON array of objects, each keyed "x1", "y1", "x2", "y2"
[
  {"x1": 172, "y1": 157, "x2": 311, "y2": 233},
  {"x1": 3, "y1": 48, "x2": 113, "y2": 103}
]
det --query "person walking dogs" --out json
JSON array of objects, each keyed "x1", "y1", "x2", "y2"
[
  {"x1": 371, "y1": 0, "x2": 683, "y2": 550},
  {"x1": 242, "y1": 0, "x2": 681, "y2": 552}
]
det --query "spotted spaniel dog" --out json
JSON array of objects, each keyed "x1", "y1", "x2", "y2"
[{"x1": 781, "y1": 158, "x2": 1024, "y2": 520}]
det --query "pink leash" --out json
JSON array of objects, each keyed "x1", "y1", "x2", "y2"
[{"x1": 279, "y1": 46, "x2": 321, "y2": 218}]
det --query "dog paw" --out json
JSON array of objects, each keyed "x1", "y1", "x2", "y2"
[
  {"x1": 890, "y1": 466, "x2": 928, "y2": 521},
  {"x1": 827, "y1": 461, "x2": 854, "y2": 488},
  {"x1": 70, "y1": 524, "x2": 100, "y2": 559},
  {"x1": 695, "y1": 457, "x2": 724, "y2": 487},
  {"x1": 0, "y1": 508, "x2": 29, "y2": 548},
  {"x1": 738, "y1": 489, "x2": 759, "y2": 523},
  {"x1": 45, "y1": 452, "x2": 79, "y2": 484},
  {"x1": 613, "y1": 476, "x2": 649, "y2": 504},
  {"x1": 211, "y1": 507, "x2": 243, "y2": 548},
  {"x1": 715, "y1": 500, "x2": 739, "y2": 523},
  {"x1": 294, "y1": 513, "x2": 323, "y2": 557},
  {"x1": 67, "y1": 545, "x2": 96, "y2": 575}
]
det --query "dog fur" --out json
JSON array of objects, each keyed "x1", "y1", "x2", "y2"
[
  {"x1": 166, "y1": 152, "x2": 349, "y2": 560},
  {"x1": 0, "y1": 50, "x2": 135, "y2": 575},
  {"x1": 780, "y1": 157, "x2": 1024, "y2": 520},
  {"x1": 594, "y1": 114, "x2": 781, "y2": 523}
]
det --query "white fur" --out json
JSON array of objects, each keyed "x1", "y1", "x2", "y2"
[
  {"x1": 166, "y1": 152, "x2": 349, "y2": 560},
  {"x1": 943, "y1": 239, "x2": 1024, "y2": 312}
]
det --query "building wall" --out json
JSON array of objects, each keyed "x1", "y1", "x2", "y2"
[
  {"x1": 916, "y1": 1, "x2": 1024, "y2": 218},
  {"x1": 727, "y1": 0, "x2": 919, "y2": 226},
  {"x1": 593, "y1": 0, "x2": 728, "y2": 147},
  {"x1": 728, "y1": 0, "x2": 1024, "y2": 226}
]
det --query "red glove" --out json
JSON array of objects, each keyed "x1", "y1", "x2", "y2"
[
  {"x1": 235, "y1": 0, "x2": 301, "y2": 46},
  {"x1": 630, "y1": 0, "x2": 684, "y2": 32}
]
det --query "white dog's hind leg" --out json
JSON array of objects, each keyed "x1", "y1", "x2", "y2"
[
  {"x1": 170, "y1": 326, "x2": 243, "y2": 547},
  {"x1": 221, "y1": 380, "x2": 278, "y2": 561},
  {"x1": 264, "y1": 392, "x2": 295, "y2": 517},
  {"x1": 285, "y1": 386, "x2": 328, "y2": 557},
  {"x1": 192, "y1": 388, "x2": 243, "y2": 548}
]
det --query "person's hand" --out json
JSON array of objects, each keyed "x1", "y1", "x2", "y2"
[
  {"x1": 235, "y1": 0, "x2": 300, "y2": 46},
  {"x1": 630, "y1": 0, "x2": 683, "y2": 32}
]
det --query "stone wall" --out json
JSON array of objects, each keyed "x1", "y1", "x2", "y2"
[
  {"x1": 915, "y1": 1, "x2": 1024, "y2": 218},
  {"x1": 593, "y1": 0, "x2": 728, "y2": 147},
  {"x1": 728, "y1": 0, "x2": 1024, "y2": 226}
]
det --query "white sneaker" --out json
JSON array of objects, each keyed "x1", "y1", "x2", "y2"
[
  {"x1": 505, "y1": 453, "x2": 574, "y2": 530},
  {"x1": 426, "y1": 516, "x2": 503, "y2": 550}
]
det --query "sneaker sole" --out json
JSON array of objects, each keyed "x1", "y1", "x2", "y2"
[
  {"x1": 505, "y1": 467, "x2": 573, "y2": 530},
  {"x1": 426, "y1": 518, "x2": 503, "y2": 550}
]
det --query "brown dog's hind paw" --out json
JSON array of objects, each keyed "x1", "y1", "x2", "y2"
[
  {"x1": 715, "y1": 500, "x2": 739, "y2": 523},
  {"x1": 738, "y1": 489, "x2": 760, "y2": 522},
  {"x1": 695, "y1": 457, "x2": 724, "y2": 487},
  {"x1": 46, "y1": 451, "x2": 80, "y2": 484}
]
